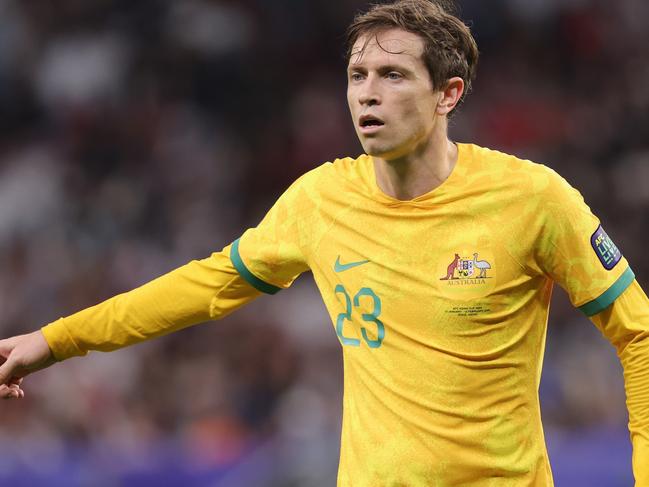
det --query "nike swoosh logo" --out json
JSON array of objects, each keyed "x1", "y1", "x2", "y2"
[{"x1": 334, "y1": 256, "x2": 370, "y2": 273}]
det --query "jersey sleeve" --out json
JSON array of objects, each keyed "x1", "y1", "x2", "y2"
[
  {"x1": 230, "y1": 174, "x2": 313, "y2": 294},
  {"x1": 589, "y1": 280, "x2": 649, "y2": 485},
  {"x1": 535, "y1": 169, "x2": 634, "y2": 315},
  {"x1": 41, "y1": 243, "x2": 261, "y2": 360}
]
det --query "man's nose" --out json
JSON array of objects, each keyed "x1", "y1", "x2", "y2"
[{"x1": 358, "y1": 78, "x2": 381, "y2": 106}]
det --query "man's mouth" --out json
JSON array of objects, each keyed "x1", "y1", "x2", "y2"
[{"x1": 359, "y1": 115, "x2": 385, "y2": 133}]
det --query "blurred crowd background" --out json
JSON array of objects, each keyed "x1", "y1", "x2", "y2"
[{"x1": 0, "y1": 0, "x2": 647, "y2": 485}]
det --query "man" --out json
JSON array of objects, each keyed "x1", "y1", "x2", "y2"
[{"x1": 1, "y1": 0, "x2": 647, "y2": 484}]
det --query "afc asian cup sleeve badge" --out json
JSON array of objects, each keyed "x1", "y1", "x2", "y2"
[{"x1": 590, "y1": 225, "x2": 622, "y2": 270}]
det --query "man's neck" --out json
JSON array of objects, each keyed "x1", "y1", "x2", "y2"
[{"x1": 372, "y1": 132, "x2": 458, "y2": 201}]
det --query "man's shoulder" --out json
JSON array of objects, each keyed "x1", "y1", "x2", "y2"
[
  {"x1": 466, "y1": 143, "x2": 547, "y2": 172},
  {"x1": 309, "y1": 154, "x2": 370, "y2": 176},
  {"x1": 465, "y1": 143, "x2": 571, "y2": 195},
  {"x1": 290, "y1": 154, "x2": 371, "y2": 191}
]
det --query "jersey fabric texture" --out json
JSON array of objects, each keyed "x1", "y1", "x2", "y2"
[
  {"x1": 231, "y1": 143, "x2": 635, "y2": 486},
  {"x1": 41, "y1": 143, "x2": 648, "y2": 486}
]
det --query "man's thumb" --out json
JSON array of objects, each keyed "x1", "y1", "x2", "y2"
[
  {"x1": 0, "y1": 337, "x2": 19, "y2": 384},
  {"x1": 0, "y1": 357, "x2": 17, "y2": 386}
]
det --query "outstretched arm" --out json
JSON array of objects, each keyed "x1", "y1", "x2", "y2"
[
  {"x1": 0, "y1": 243, "x2": 261, "y2": 398},
  {"x1": 0, "y1": 166, "x2": 315, "y2": 399},
  {"x1": 589, "y1": 279, "x2": 649, "y2": 486}
]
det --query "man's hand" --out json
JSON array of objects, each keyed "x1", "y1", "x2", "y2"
[{"x1": 0, "y1": 330, "x2": 56, "y2": 399}]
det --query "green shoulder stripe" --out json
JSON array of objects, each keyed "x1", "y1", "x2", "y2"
[
  {"x1": 578, "y1": 267, "x2": 635, "y2": 316},
  {"x1": 230, "y1": 238, "x2": 282, "y2": 295}
]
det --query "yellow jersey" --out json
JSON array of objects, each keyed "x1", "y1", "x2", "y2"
[{"x1": 42, "y1": 143, "x2": 648, "y2": 486}]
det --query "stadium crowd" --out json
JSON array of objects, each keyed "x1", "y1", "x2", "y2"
[{"x1": 0, "y1": 0, "x2": 647, "y2": 485}]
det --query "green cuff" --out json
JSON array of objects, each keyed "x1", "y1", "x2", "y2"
[
  {"x1": 230, "y1": 238, "x2": 282, "y2": 295},
  {"x1": 578, "y1": 267, "x2": 635, "y2": 316}
]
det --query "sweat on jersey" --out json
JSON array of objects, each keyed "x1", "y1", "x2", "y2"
[{"x1": 42, "y1": 143, "x2": 649, "y2": 486}]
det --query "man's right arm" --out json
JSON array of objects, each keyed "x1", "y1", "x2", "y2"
[
  {"x1": 43, "y1": 243, "x2": 261, "y2": 359},
  {"x1": 0, "y1": 243, "x2": 261, "y2": 394},
  {"x1": 0, "y1": 164, "x2": 320, "y2": 397}
]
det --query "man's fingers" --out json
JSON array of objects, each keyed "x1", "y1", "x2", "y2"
[
  {"x1": 12, "y1": 383, "x2": 24, "y2": 398},
  {"x1": 0, "y1": 383, "x2": 23, "y2": 400}
]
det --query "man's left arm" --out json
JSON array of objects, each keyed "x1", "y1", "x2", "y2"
[
  {"x1": 531, "y1": 167, "x2": 649, "y2": 484},
  {"x1": 590, "y1": 279, "x2": 649, "y2": 486}
]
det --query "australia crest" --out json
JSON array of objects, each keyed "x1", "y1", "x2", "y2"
[{"x1": 440, "y1": 253, "x2": 491, "y2": 281}]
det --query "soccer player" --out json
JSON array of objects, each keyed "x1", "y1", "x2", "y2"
[{"x1": 1, "y1": 0, "x2": 648, "y2": 484}]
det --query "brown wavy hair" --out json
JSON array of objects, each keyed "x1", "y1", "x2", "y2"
[{"x1": 346, "y1": 0, "x2": 479, "y2": 110}]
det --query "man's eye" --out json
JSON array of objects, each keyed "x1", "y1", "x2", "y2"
[
  {"x1": 387, "y1": 72, "x2": 403, "y2": 80},
  {"x1": 350, "y1": 73, "x2": 364, "y2": 81}
]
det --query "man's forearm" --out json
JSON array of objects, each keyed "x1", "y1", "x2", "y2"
[{"x1": 41, "y1": 246, "x2": 261, "y2": 360}]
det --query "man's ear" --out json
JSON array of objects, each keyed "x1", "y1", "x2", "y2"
[{"x1": 436, "y1": 77, "x2": 465, "y2": 116}]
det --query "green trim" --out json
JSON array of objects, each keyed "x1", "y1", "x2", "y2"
[
  {"x1": 230, "y1": 239, "x2": 282, "y2": 295},
  {"x1": 578, "y1": 267, "x2": 635, "y2": 316}
]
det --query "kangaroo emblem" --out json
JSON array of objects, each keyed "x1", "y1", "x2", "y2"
[{"x1": 440, "y1": 253, "x2": 460, "y2": 280}]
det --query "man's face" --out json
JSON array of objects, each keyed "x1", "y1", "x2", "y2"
[{"x1": 347, "y1": 28, "x2": 440, "y2": 160}]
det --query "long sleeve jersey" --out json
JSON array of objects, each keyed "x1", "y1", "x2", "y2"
[{"x1": 42, "y1": 143, "x2": 649, "y2": 485}]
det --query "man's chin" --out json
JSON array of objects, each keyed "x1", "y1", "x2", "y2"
[
  {"x1": 361, "y1": 142, "x2": 392, "y2": 158},
  {"x1": 362, "y1": 144, "x2": 402, "y2": 160}
]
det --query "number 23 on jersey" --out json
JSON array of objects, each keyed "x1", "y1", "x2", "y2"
[{"x1": 334, "y1": 285, "x2": 385, "y2": 348}]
